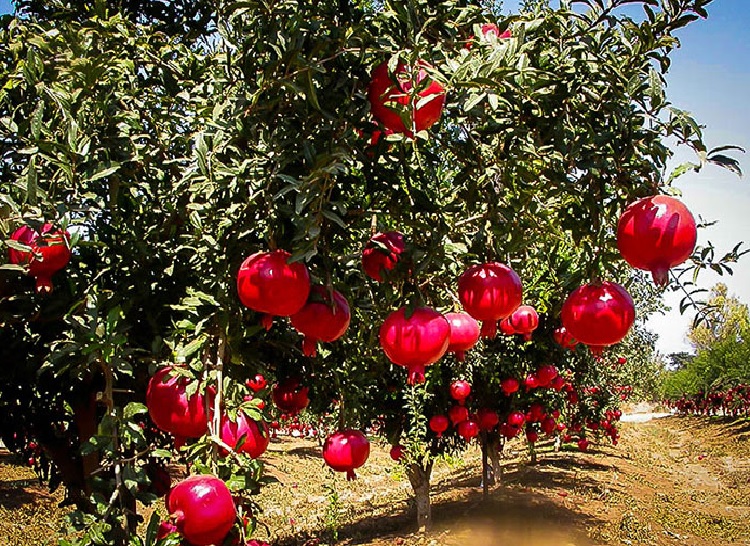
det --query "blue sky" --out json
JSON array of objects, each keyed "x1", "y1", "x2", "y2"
[{"x1": 2, "y1": 0, "x2": 748, "y2": 354}]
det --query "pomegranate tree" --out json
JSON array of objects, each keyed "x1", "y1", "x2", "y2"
[
  {"x1": 458, "y1": 262, "x2": 523, "y2": 338},
  {"x1": 362, "y1": 231, "x2": 405, "y2": 282},
  {"x1": 444, "y1": 312, "x2": 480, "y2": 361},
  {"x1": 290, "y1": 285, "x2": 351, "y2": 357},
  {"x1": 9, "y1": 224, "x2": 71, "y2": 293},
  {"x1": 322, "y1": 429, "x2": 370, "y2": 480},
  {"x1": 561, "y1": 281, "x2": 635, "y2": 357},
  {"x1": 166, "y1": 474, "x2": 236, "y2": 546},
  {"x1": 379, "y1": 306, "x2": 451, "y2": 384},
  {"x1": 146, "y1": 367, "x2": 210, "y2": 440},
  {"x1": 368, "y1": 60, "x2": 446, "y2": 136},
  {"x1": 617, "y1": 195, "x2": 697, "y2": 286},
  {"x1": 236, "y1": 250, "x2": 310, "y2": 330}
]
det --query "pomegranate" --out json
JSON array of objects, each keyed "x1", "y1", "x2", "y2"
[
  {"x1": 379, "y1": 306, "x2": 451, "y2": 385},
  {"x1": 524, "y1": 373, "x2": 539, "y2": 391},
  {"x1": 166, "y1": 475, "x2": 236, "y2": 546},
  {"x1": 9, "y1": 224, "x2": 71, "y2": 293},
  {"x1": 458, "y1": 262, "x2": 523, "y2": 338},
  {"x1": 561, "y1": 281, "x2": 635, "y2": 357},
  {"x1": 236, "y1": 250, "x2": 310, "y2": 330},
  {"x1": 146, "y1": 367, "x2": 210, "y2": 440},
  {"x1": 509, "y1": 305, "x2": 539, "y2": 341},
  {"x1": 498, "y1": 317, "x2": 516, "y2": 335},
  {"x1": 448, "y1": 404, "x2": 469, "y2": 425},
  {"x1": 389, "y1": 444, "x2": 405, "y2": 461},
  {"x1": 507, "y1": 411, "x2": 525, "y2": 428},
  {"x1": 246, "y1": 374, "x2": 267, "y2": 392},
  {"x1": 536, "y1": 364, "x2": 558, "y2": 388},
  {"x1": 477, "y1": 408, "x2": 499, "y2": 431},
  {"x1": 362, "y1": 231, "x2": 405, "y2": 282},
  {"x1": 617, "y1": 356, "x2": 627, "y2": 365},
  {"x1": 541, "y1": 416, "x2": 556, "y2": 435},
  {"x1": 271, "y1": 379, "x2": 310, "y2": 415},
  {"x1": 526, "y1": 403, "x2": 545, "y2": 423},
  {"x1": 617, "y1": 195, "x2": 697, "y2": 286},
  {"x1": 500, "y1": 377, "x2": 520, "y2": 396},
  {"x1": 290, "y1": 285, "x2": 351, "y2": 357},
  {"x1": 429, "y1": 415, "x2": 449, "y2": 437},
  {"x1": 577, "y1": 438, "x2": 589, "y2": 452},
  {"x1": 457, "y1": 419, "x2": 479, "y2": 441},
  {"x1": 322, "y1": 429, "x2": 370, "y2": 480},
  {"x1": 368, "y1": 60, "x2": 446, "y2": 136},
  {"x1": 220, "y1": 411, "x2": 270, "y2": 459},
  {"x1": 449, "y1": 380, "x2": 471, "y2": 405},
  {"x1": 550, "y1": 375, "x2": 566, "y2": 391},
  {"x1": 553, "y1": 326, "x2": 578, "y2": 350},
  {"x1": 445, "y1": 312, "x2": 481, "y2": 361}
]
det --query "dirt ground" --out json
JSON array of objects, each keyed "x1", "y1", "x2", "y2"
[{"x1": 2, "y1": 415, "x2": 750, "y2": 545}]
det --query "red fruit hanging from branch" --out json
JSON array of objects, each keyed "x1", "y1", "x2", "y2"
[
  {"x1": 368, "y1": 60, "x2": 446, "y2": 136},
  {"x1": 220, "y1": 410, "x2": 270, "y2": 459},
  {"x1": 449, "y1": 380, "x2": 471, "y2": 405},
  {"x1": 444, "y1": 312, "x2": 480, "y2": 362},
  {"x1": 290, "y1": 285, "x2": 351, "y2": 357},
  {"x1": 561, "y1": 281, "x2": 635, "y2": 357},
  {"x1": 9, "y1": 224, "x2": 71, "y2": 293},
  {"x1": 617, "y1": 195, "x2": 697, "y2": 286},
  {"x1": 236, "y1": 250, "x2": 310, "y2": 330},
  {"x1": 362, "y1": 231, "x2": 405, "y2": 282},
  {"x1": 166, "y1": 475, "x2": 236, "y2": 546},
  {"x1": 271, "y1": 379, "x2": 310, "y2": 416},
  {"x1": 322, "y1": 429, "x2": 370, "y2": 480},
  {"x1": 429, "y1": 414, "x2": 449, "y2": 438},
  {"x1": 553, "y1": 326, "x2": 578, "y2": 350},
  {"x1": 379, "y1": 306, "x2": 451, "y2": 385},
  {"x1": 146, "y1": 367, "x2": 211, "y2": 441},
  {"x1": 458, "y1": 262, "x2": 523, "y2": 338},
  {"x1": 509, "y1": 305, "x2": 539, "y2": 341}
]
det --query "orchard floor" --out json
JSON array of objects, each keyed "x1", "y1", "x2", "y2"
[{"x1": 2, "y1": 414, "x2": 750, "y2": 546}]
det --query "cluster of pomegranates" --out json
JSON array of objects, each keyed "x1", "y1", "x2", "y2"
[{"x1": 666, "y1": 384, "x2": 750, "y2": 416}]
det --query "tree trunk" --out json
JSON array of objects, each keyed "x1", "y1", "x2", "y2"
[
  {"x1": 486, "y1": 436, "x2": 503, "y2": 487},
  {"x1": 407, "y1": 462, "x2": 433, "y2": 533}
]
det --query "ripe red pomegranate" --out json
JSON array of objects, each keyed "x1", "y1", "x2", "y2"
[
  {"x1": 498, "y1": 317, "x2": 516, "y2": 336},
  {"x1": 553, "y1": 326, "x2": 578, "y2": 350},
  {"x1": 524, "y1": 373, "x2": 539, "y2": 391},
  {"x1": 322, "y1": 429, "x2": 370, "y2": 480},
  {"x1": 220, "y1": 411, "x2": 270, "y2": 459},
  {"x1": 389, "y1": 444, "x2": 405, "y2": 461},
  {"x1": 536, "y1": 364, "x2": 558, "y2": 388},
  {"x1": 449, "y1": 380, "x2": 471, "y2": 405},
  {"x1": 458, "y1": 419, "x2": 479, "y2": 441},
  {"x1": 429, "y1": 415, "x2": 449, "y2": 437},
  {"x1": 9, "y1": 224, "x2": 71, "y2": 293},
  {"x1": 166, "y1": 475, "x2": 236, "y2": 546},
  {"x1": 561, "y1": 281, "x2": 635, "y2": 357},
  {"x1": 368, "y1": 60, "x2": 446, "y2": 136},
  {"x1": 271, "y1": 379, "x2": 309, "y2": 415},
  {"x1": 617, "y1": 356, "x2": 627, "y2": 365},
  {"x1": 541, "y1": 416, "x2": 557, "y2": 435},
  {"x1": 448, "y1": 404, "x2": 469, "y2": 425},
  {"x1": 477, "y1": 408, "x2": 499, "y2": 431},
  {"x1": 550, "y1": 376, "x2": 566, "y2": 391},
  {"x1": 379, "y1": 306, "x2": 451, "y2": 384},
  {"x1": 526, "y1": 403, "x2": 545, "y2": 423},
  {"x1": 501, "y1": 377, "x2": 520, "y2": 396},
  {"x1": 500, "y1": 423, "x2": 520, "y2": 439},
  {"x1": 509, "y1": 305, "x2": 539, "y2": 341},
  {"x1": 458, "y1": 262, "x2": 523, "y2": 338},
  {"x1": 445, "y1": 312, "x2": 481, "y2": 361},
  {"x1": 362, "y1": 231, "x2": 405, "y2": 282},
  {"x1": 507, "y1": 411, "x2": 525, "y2": 428},
  {"x1": 617, "y1": 195, "x2": 697, "y2": 286},
  {"x1": 146, "y1": 367, "x2": 211, "y2": 440},
  {"x1": 236, "y1": 250, "x2": 310, "y2": 330},
  {"x1": 246, "y1": 374, "x2": 267, "y2": 392},
  {"x1": 577, "y1": 438, "x2": 589, "y2": 452},
  {"x1": 290, "y1": 285, "x2": 351, "y2": 357}
]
